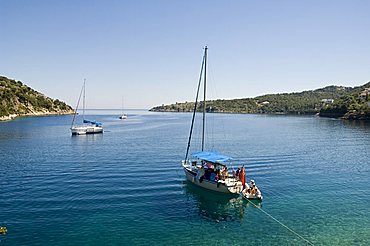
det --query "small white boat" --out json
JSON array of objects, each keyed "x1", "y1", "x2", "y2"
[
  {"x1": 71, "y1": 120, "x2": 103, "y2": 135},
  {"x1": 242, "y1": 190, "x2": 263, "y2": 201},
  {"x1": 119, "y1": 96, "x2": 128, "y2": 120},
  {"x1": 70, "y1": 79, "x2": 103, "y2": 135}
]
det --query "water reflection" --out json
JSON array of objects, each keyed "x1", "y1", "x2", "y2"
[
  {"x1": 342, "y1": 119, "x2": 370, "y2": 130},
  {"x1": 70, "y1": 133, "x2": 104, "y2": 142},
  {"x1": 184, "y1": 182, "x2": 261, "y2": 224}
]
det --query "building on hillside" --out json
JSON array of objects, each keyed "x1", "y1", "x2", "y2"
[
  {"x1": 321, "y1": 99, "x2": 334, "y2": 104},
  {"x1": 358, "y1": 88, "x2": 369, "y2": 100}
]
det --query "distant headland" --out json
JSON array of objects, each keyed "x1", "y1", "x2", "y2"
[
  {"x1": 150, "y1": 82, "x2": 370, "y2": 120},
  {"x1": 0, "y1": 76, "x2": 74, "y2": 121}
]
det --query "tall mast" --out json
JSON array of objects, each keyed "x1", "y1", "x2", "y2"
[
  {"x1": 122, "y1": 96, "x2": 124, "y2": 114},
  {"x1": 202, "y1": 46, "x2": 207, "y2": 151},
  {"x1": 71, "y1": 81, "x2": 85, "y2": 128},
  {"x1": 184, "y1": 50, "x2": 205, "y2": 161},
  {"x1": 83, "y1": 78, "x2": 86, "y2": 121}
]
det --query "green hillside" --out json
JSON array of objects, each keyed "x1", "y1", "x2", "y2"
[
  {"x1": 150, "y1": 82, "x2": 370, "y2": 120},
  {"x1": 0, "y1": 76, "x2": 73, "y2": 119}
]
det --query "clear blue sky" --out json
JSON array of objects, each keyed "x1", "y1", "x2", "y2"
[{"x1": 1, "y1": 0, "x2": 370, "y2": 109}]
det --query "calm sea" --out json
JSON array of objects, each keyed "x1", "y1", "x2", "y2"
[{"x1": 0, "y1": 110, "x2": 369, "y2": 245}]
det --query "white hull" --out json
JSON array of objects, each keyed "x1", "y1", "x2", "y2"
[
  {"x1": 242, "y1": 192, "x2": 263, "y2": 201},
  {"x1": 71, "y1": 125, "x2": 103, "y2": 135},
  {"x1": 183, "y1": 164, "x2": 243, "y2": 194},
  {"x1": 119, "y1": 115, "x2": 127, "y2": 119}
]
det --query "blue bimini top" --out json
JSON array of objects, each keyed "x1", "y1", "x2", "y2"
[
  {"x1": 83, "y1": 119, "x2": 102, "y2": 126},
  {"x1": 192, "y1": 151, "x2": 232, "y2": 164}
]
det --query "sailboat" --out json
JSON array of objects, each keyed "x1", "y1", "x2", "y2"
[
  {"x1": 182, "y1": 46, "x2": 244, "y2": 195},
  {"x1": 70, "y1": 79, "x2": 103, "y2": 135},
  {"x1": 119, "y1": 96, "x2": 128, "y2": 119}
]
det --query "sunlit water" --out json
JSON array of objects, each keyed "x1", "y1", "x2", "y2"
[{"x1": 0, "y1": 110, "x2": 369, "y2": 245}]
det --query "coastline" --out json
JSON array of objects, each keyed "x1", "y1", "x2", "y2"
[
  {"x1": 149, "y1": 108, "x2": 370, "y2": 121},
  {"x1": 0, "y1": 110, "x2": 75, "y2": 122}
]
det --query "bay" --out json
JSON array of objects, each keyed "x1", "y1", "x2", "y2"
[{"x1": 0, "y1": 110, "x2": 369, "y2": 245}]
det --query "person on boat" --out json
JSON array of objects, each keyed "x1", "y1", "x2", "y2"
[
  {"x1": 242, "y1": 187, "x2": 250, "y2": 196},
  {"x1": 215, "y1": 173, "x2": 219, "y2": 182},
  {"x1": 215, "y1": 169, "x2": 221, "y2": 181},
  {"x1": 196, "y1": 166, "x2": 205, "y2": 182},
  {"x1": 206, "y1": 162, "x2": 213, "y2": 170},
  {"x1": 222, "y1": 167, "x2": 228, "y2": 180},
  {"x1": 250, "y1": 185, "x2": 256, "y2": 196},
  {"x1": 235, "y1": 168, "x2": 240, "y2": 179},
  {"x1": 233, "y1": 167, "x2": 240, "y2": 180},
  {"x1": 239, "y1": 167, "x2": 246, "y2": 188}
]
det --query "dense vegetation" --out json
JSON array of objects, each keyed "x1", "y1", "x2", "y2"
[
  {"x1": 0, "y1": 76, "x2": 73, "y2": 117},
  {"x1": 150, "y1": 82, "x2": 370, "y2": 120}
]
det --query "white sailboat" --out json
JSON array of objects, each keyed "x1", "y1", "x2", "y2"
[
  {"x1": 182, "y1": 46, "x2": 244, "y2": 195},
  {"x1": 70, "y1": 79, "x2": 103, "y2": 135},
  {"x1": 119, "y1": 96, "x2": 127, "y2": 119}
]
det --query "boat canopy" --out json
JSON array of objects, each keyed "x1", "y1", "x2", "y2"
[
  {"x1": 192, "y1": 151, "x2": 232, "y2": 164},
  {"x1": 83, "y1": 119, "x2": 102, "y2": 126}
]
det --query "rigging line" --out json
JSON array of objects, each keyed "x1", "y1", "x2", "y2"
[
  {"x1": 206, "y1": 55, "x2": 215, "y2": 150},
  {"x1": 202, "y1": 46, "x2": 208, "y2": 151},
  {"x1": 207, "y1": 55, "x2": 227, "y2": 153},
  {"x1": 184, "y1": 50, "x2": 206, "y2": 162},
  {"x1": 71, "y1": 81, "x2": 85, "y2": 128},
  {"x1": 245, "y1": 199, "x2": 315, "y2": 246}
]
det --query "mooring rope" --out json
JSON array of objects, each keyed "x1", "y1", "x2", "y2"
[{"x1": 245, "y1": 199, "x2": 315, "y2": 245}]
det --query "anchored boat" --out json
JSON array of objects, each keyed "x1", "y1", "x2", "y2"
[
  {"x1": 182, "y1": 46, "x2": 244, "y2": 195},
  {"x1": 70, "y1": 79, "x2": 103, "y2": 135},
  {"x1": 119, "y1": 96, "x2": 128, "y2": 119}
]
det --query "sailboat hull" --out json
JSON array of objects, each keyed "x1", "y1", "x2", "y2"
[
  {"x1": 183, "y1": 165, "x2": 243, "y2": 194},
  {"x1": 71, "y1": 126, "x2": 103, "y2": 135}
]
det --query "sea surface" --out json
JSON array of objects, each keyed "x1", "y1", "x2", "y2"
[{"x1": 0, "y1": 110, "x2": 369, "y2": 245}]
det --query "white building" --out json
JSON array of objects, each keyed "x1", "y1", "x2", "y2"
[{"x1": 321, "y1": 99, "x2": 334, "y2": 104}]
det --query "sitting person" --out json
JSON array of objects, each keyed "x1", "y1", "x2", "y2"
[
  {"x1": 250, "y1": 185, "x2": 256, "y2": 196},
  {"x1": 215, "y1": 173, "x2": 219, "y2": 182},
  {"x1": 242, "y1": 187, "x2": 251, "y2": 196},
  {"x1": 222, "y1": 167, "x2": 228, "y2": 180},
  {"x1": 196, "y1": 166, "x2": 204, "y2": 180},
  {"x1": 233, "y1": 167, "x2": 240, "y2": 180}
]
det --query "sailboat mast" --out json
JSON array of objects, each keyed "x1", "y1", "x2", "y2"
[
  {"x1": 122, "y1": 96, "x2": 125, "y2": 114},
  {"x1": 83, "y1": 79, "x2": 86, "y2": 122},
  {"x1": 184, "y1": 50, "x2": 205, "y2": 162},
  {"x1": 71, "y1": 81, "x2": 85, "y2": 128},
  {"x1": 202, "y1": 46, "x2": 207, "y2": 151}
]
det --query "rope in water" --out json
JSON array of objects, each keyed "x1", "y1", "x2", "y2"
[{"x1": 245, "y1": 199, "x2": 314, "y2": 246}]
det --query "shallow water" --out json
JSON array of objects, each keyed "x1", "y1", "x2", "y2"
[{"x1": 0, "y1": 110, "x2": 369, "y2": 245}]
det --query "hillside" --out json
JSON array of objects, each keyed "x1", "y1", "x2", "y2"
[
  {"x1": 0, "y1": 76, "x2": 74, "y2": 120},
  {"x1": 150, "y1": 82, "x2": 370, "y2": 120}
]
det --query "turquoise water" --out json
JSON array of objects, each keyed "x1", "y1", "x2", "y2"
[{"x1": 0, "y1": 110, "x2": 369, "y2": 245}]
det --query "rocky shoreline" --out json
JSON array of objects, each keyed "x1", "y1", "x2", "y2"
[
  {"x1": 150, "y1": 108, "x2": 370, "y2": 121},
  {"x1": 0, "y1": 110, "x2": 75, "y2": 122}
]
